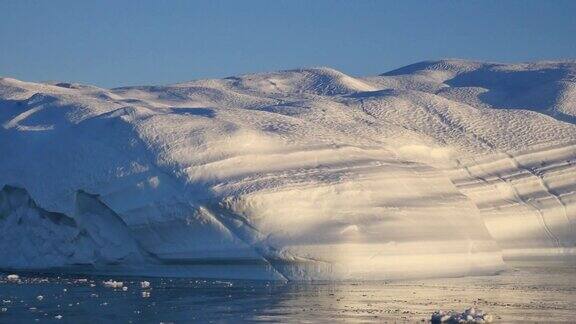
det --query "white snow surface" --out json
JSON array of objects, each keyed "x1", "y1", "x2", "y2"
[{"x1": 1, "y1": 60, "x2": 576, "y2": 280}]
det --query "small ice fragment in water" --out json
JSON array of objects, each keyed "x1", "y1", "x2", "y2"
[
  {"x1": 215, "y1": 280, "x2": 234, "y2": 287},
  {"x1": 142, "y1": 291, "x2": 151, "y2": 298},
  {"x1": 122, "y1": 286, "x2": 128, "y2": 291},
  {"x1": 103, "y1": 280, "x2": 123, "y2": 288},
  {"x1": 6, "y1": 274, "x2": 20, "y2": 282},
  {"x1": 1, "y1": 307, "x2": 7, "y2": 313},
  {"x1": 54, "y1": 315, "x2": 62, "y2": 320},
  {"x1": 431, "y1": 308, "x2": 493, "y2": 323},
  {"x1": 36, "y1": 296, "x2": 43, "y2": 301},
  {"x1": 140, "y1": 281, "x2": 150, "y2": 289}
]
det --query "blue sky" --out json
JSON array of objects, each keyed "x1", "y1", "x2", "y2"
[{"x1": 1, "y1": 0, "x2": 575, "y2": 87}]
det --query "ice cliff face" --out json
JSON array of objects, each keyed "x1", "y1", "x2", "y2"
[
  {"x1": 1, "y1": 60, "x2": 575, "y2": 280},
  {"x1": 0, "y1": 186, "x2": 143, "y2": 268}
]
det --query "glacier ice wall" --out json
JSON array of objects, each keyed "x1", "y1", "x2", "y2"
[
  {"x1": 1, "y1": 59, "x2": 575, "y2": 280},
  {"x1": 450, "y1": 143, "x2": 576, "y2": 259},
  {"x1": 0, "y1": 186, "x2": 142, "y2": 268}
]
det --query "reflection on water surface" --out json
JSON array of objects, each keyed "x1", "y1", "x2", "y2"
[{"x1": 1, "y1": 264, "x2": 575, "y2": 323}]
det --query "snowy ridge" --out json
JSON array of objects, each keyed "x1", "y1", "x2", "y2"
[{"x1": 1, "y1": 60, "x2": 575, "y2": 280}]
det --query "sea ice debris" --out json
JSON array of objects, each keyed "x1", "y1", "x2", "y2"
[
  {"x1": 431, "y1": 308, "x2": 493, "y2": 324},
  {"x1": 102, "y1": 280, "x2": 123, "y2": 288},
  {"x1": 6, "y1": 274, "x2": 20, "y2": 282}
]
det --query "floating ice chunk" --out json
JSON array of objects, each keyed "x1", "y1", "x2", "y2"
[
  {"x1": 122, "y1": 286, "x2": 128, "y2": 291},
  {"x1": 140, "y1": 281, "x2": 150, "y2": 289},
  {"x1": 54, "y1": 315, "x2": 62, "y2": 320},
  {"x1": 431, "y1": 308, "x2": 493, "y2": 323},
  {"x1": 102, "y1": 280, "x2": 123, "y2": 288},
  {"x1": 36, "y1": 295, "x2": 43, "y2": 301},
  {"x1": 141, "y1": 291, "x2": 151, "y2": 298},
  {"x1": 1, "y1": 307, "x2": 7, "y2": 312},
  {"x1": 6, "y1": 274, "x2": 20, "y2": 282},
  {"x1": 214, "y1": 280, "x2": 234, "y2": 287}
]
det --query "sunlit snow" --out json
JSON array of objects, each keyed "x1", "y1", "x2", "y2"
[{"x1": 1, "y1": 60, "x2": 575, "y2": 280}]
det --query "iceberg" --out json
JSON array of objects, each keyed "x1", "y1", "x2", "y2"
[{"x1": 1, "y1": 60, "x2": 575, "y2": 280}]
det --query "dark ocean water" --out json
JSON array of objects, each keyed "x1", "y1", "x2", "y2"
[{"x1": 1, "y1": 263, "x2": 575, "y2": 323}]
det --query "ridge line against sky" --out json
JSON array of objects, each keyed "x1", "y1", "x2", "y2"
[{"x1": 1, "y1": 0, "x2": 575, "y2": 88}]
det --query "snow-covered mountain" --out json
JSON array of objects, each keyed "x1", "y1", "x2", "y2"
[{"x1": 1, "y1": 59, "x2": 575, "y2": 280}]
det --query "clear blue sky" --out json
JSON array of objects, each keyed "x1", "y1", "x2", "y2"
[{"x1": 1, "y1": 0, "x2": 575, "y2": 88}]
